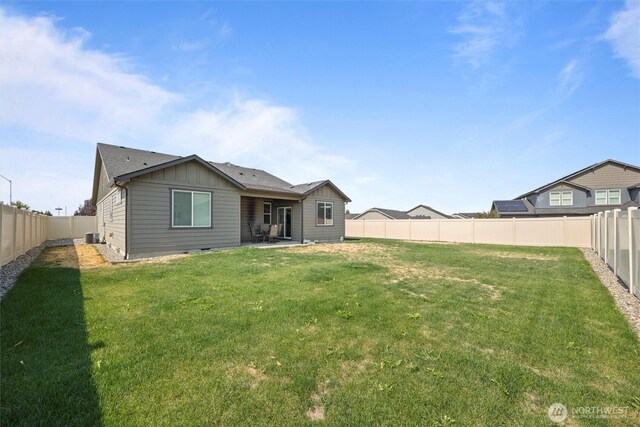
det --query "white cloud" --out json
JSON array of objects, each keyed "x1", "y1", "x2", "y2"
[
  {"x1": 604, "y1": 0, "x2": 640, "y2": 78},
  {"x1": 450, "y1": 1, "x2": 521, "y2": 68},
  {"x1": 0, "y1": 8, "x2": 352, "y2": 212},
  {"x1": 0, "y1": 10, "x2": 177, "y2": 143},
  {"x1": 558, "y1": 58, "x2": 583, "y2": 95}
]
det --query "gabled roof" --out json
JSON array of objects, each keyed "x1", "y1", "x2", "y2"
[
  {"x1": 92, "y1": 143, "x2": 350, "y2": 202},
  {"x1": 290, "y1": 180, "x2": 352, "y2": 202},
  {"x1": 451, "y1": 212, "x2": 481, "y2": 219},
  {"x1": 517, "y1": 159, "x2": 640, "y2": 199},
  {"x1": 115, "y1": 155, "x2": 247, "y2": 189},
  {"x1": 352, "y1": 208, "x2": 412, "y2": 220},
  {"x1": 97, "y1": 143, "x2": 180, "y2": 182},
  {"x1": 345, "y1": 213, "x2": 360, "y2": 220},
  {"x1": 406, "y1": 204, "x2": 451, "y2": 219}
]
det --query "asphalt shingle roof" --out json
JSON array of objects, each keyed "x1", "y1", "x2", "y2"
[{"x1": 96, "y1": 143, "x2": 350, "y2": 200}]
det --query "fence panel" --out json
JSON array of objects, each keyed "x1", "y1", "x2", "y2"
[
  {"x1": 616, "y1": 211, "x2": 630, "y2": 285},
  {"x1": 1, "y1": 204, "x2": 13, "y2": 265},
  {"x1": 592, "y1": 208, "x2": 639, "y2": 300},
  {"x1": 346, "y1": 216, "x2": 592, "y2": 247},
  {"x1": 440, "y1": 219, "x2": 474, "y2": 243},
  {"x1": 0, "y1": 202, "x2": 98, "y2": 267},
  {"x1": 474, "y1": 220, "x2": 513, "y2": 245}
]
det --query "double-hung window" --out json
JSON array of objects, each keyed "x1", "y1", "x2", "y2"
[
  {"x1": 172, "y1": 190, "x2": 211, "y2": 228},
  {"x1": 550, "y1": 191, "x2": 572, "y2": 206},
  {"x1": 317, "y1": 201, "x2": 334, "y2": 226},
  {"x1": 595, "y1": 189, "x2": 621, "y2": 205},
  {"x1": 263, "y1": 202, "x2": 272, "y2": 225}
]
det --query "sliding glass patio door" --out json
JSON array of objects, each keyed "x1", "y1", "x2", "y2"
[{"x1": 276, "y1": 207, "x2": 292, "y2": 239}]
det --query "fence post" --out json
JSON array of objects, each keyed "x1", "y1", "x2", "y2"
[
  {"x1": 613, "y1": 209, "x2": 620, "y2": 275},
  {"x1": 384, "y1": 219, "x2": 387, "y2": 239},
  {"x1": 512, "y1": 217, "x2": 516, "y2": 245},
  {"x1": 437, "y1": 219, "x2": 441, "y2": 242},
  {"x1": 471, "y1": 218, "x2": 475, "y2": 244},
  {"x1": 69, "y1": 215, "x2": 74, "y2": 239},
  {"x1": 0, "y1": 204, "x2": 3, "y2": 264},
  {"x1": 597, "y1": 212, "x2": 603, "y2": 256},
  {"x1": 604, "y1": 211, "x2": 609, "y2": 265},
  {"x1": 409, "y1": 218, "x2": 412, "y2": 241},
  {"x1": 562, "y1": 216, "x2": 567, "y2": 247},
  {"x1": 629, "y1": 207, "x2": 638, "y2": 296},
  {"x1": 12, "y1": 206, "x2": 17, "y2": 261}
]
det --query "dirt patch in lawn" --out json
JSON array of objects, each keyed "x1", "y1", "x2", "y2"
[
  {"x1": 39, "y1": 245, "x2": 109, "y2": 269},
  {"x1": 288, "y1": 243, "x2": 503, "y2": 300},
  {"x1": 477, "y1": 250, "x2": 559, "y2": 261},
  {"x1": 289, "y1": 242, "x2": 391, "y2": 258},
  {"x1": 228, "y1": 365, "x2": 268, "y2": 389}
]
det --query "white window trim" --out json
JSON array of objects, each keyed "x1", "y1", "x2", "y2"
[
  {"x1": 561, "y1": 191, "x2": 573, "y2": 206},
  {"x1": 595, "y1": 189, "x2": 621, "y2": 205},
  {"x1": 171, "y1": 189, "x2": 212, "y2": 228},
  {"x1": 263, "y1": 202, "x2": 272, "y2": 225},
  {"x1": 316, "y1": 201, "x2": 334, "y2": 226},
  {"x1": 550, "y1": 191, "x2": 573, "y2": 206}
]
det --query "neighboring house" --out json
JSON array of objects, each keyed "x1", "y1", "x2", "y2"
[
  {"x1": 491, "y1": 159, "x2": 640, "y2": 217},
  {"x1": 345, "y1": 213, "x2": 360, "y2": 220},
  {"x1": 351, "y1": 205, "x2": 450, "y2": 220},
  {"x1": 451, "y1": 212, "x2": 482, "y2": 219},
  {"x1": 91, "y1": 143, "x2": 351, "y2": 259}
]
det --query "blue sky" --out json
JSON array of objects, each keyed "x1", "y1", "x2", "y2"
[{"x1": 0, "y1": 1, "x2": 638, "y2": 214}]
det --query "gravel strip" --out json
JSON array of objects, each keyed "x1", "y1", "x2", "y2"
[
  {"x1": 581, "y1": 248, "x2": 640, "y2": 338},
  {"x1": 0, "y1": 239, "x2": 75, "y2": 300}
]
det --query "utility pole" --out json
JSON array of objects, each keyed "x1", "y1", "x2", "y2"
[
  {"x1": 0, "y1": 174, "x2": 12, "y2": 204},
  {"x1": 55, "y1": 207, "x2": 62, "y2": 216}
]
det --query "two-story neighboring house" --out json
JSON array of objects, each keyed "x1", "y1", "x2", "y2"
[{"x1": 491, "y1": 159, "x2": 640, "y2": 217}]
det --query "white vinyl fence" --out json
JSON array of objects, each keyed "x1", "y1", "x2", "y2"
[
  {"x1": 592, "y1": 207, "x2": 639, "y2": 299},
  {"x1": 0, "y1": 203, "x2": 98, "y2": 267},
  {"x1": 346, "y1": 216, "x2": 592, "y2": 248}
]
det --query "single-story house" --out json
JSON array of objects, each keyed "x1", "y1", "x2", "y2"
[
  {"x1": 451, "y1": 212, "x2": 482, "y2": 219},
  {"x1": 491, "y1": 159, "x2": 640, "y2": 217},
  {"x1": 351, "y1": 205, "x2": 450, "y2": 220},
  {"x1": 91, "y1": 143, "x2": 351, "y2": 259}
]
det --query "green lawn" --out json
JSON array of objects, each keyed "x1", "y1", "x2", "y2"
[{"x1": 1, "y1": 239, "x2": 639, "y2": 426}]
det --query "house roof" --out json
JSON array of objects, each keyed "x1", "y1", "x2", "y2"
[
  {"x1": 352, "y1": 208, "x2": 412, "y2": 220},
  {"x1": 516, "y1": 159, "x2": 640, "y2": 199},
  {"x1": 492, "y1": 198, "x2": 639, "y2": 216},
  {"x1": 407, "y1": 204, "x2": 451, "y2": 219},
  {"x1": 452, "y1": 212, "x2": 482, "y2": 219},
  {"x1": 345, "y1": 213, "x2": 360, "y2": 220},
  {"x1": 94, "y1": 143, "x2": 350, "y2": 201}
]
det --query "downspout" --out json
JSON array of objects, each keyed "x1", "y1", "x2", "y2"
[
  {"x1": 300, "y1": 195, "x2": 306, "y2": 244},
  {"x1": 114, "y1": 179, "x2": 129, "y2": 260}
]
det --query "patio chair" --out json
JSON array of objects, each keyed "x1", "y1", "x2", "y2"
[
  {"x1": 249, "y1": 223, "x2": 263, "y2": 243},
  {"x1": 268, "y1": 224, "x2": 279, "y2": 243}
]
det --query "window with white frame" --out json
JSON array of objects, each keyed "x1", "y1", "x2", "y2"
[
  {"x1": 317, "y1": 201, "x2": 333, "y2": 226},
  {"x1": 113, "y1": 188, "x2": 124, "y2": 205},
  {"x1": 172, "y1": 190, "x2": 211, "y2": 227},
  {"x1": 550, "y1": 191, "x2": 572, "y2": 206},
  {"x1": 263, "y1": 202, "x2": 271, "y2": 225},
  {"x1": 595, "y1": 189, "x2": 621, "y2": 205}
]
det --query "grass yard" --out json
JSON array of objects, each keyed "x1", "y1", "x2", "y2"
[{"x1": 1, "y1": 239, "x2": 639, "y2": 426}]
